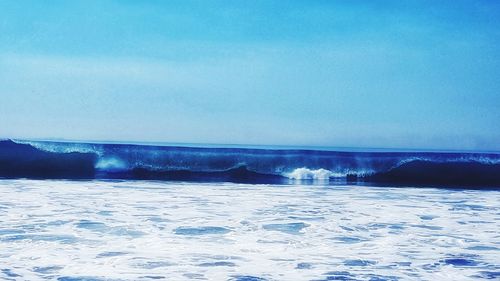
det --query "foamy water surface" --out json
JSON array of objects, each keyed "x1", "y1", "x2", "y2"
[{"x1": 0, "y1": 180, "x2": 499, "y2": 280}]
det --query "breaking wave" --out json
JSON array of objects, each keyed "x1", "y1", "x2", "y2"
[{"x1": 1, "y1": 139, "x2": 500, "y2": 188}]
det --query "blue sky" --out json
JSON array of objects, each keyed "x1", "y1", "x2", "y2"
[{"x1": 1, "y1": 0, "x2": 499, "y2": 150}]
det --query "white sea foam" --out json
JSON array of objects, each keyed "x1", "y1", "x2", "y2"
[
  {"x1": 15, "y1": 140, "x2": 102, "y2": 155},
  {"x1": 285, "y1": 167, "x2": 338, "y2": 180},
  {"x1": 0, "y1": 180, "x2": 498, "y2": 280}
]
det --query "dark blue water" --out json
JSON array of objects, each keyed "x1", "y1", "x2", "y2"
[{"x1": 1, "y1": 139, "x2": 499, "y2": 188}]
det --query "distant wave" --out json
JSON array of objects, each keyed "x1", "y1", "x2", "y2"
[{"x1": 1, "y1": 139, "x2": 500, "y2": 188}]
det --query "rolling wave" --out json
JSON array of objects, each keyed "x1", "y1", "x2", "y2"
[
  {"x1": 1, "y1": 139, "x2": 500, "y2": 188},
  {"x1": 0, "y1": 140, "x2": 96, "y2": 179}
]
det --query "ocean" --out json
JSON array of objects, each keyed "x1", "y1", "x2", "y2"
[{"x1": 0, "y1": 140, "x2": 499, "y2": 280}]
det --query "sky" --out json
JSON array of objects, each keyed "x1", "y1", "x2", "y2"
[{"x1": 1, "y1": 0, "x2": 499, "y2": 151}]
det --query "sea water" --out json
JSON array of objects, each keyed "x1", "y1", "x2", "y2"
[{"x1": 0, "y1": 180, "x2": 498, "y2": 280}]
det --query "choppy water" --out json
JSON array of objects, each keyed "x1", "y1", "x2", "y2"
[{"x1": 0, "y1": 180, "x2": 499, "y2": 280}]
